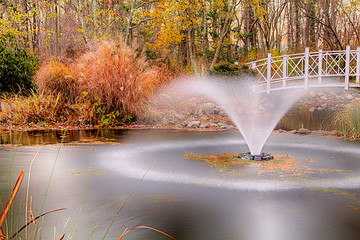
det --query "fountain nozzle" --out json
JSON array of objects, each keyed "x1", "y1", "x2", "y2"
[{"x1": 238, "y1": 152, "x2": 273, "y2": 161}]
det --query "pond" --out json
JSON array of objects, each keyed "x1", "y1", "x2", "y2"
[{"x1": 1, "y1": 129, "x2": 360, "y2": 240}]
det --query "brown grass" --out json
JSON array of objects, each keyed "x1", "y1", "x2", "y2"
[{"x1": 0, "y1": 92, "x2": 78, "y2": 126}]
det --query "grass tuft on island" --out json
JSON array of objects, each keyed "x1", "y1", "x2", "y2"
[{"x1": 184, "y1": 153, "x2": 349, "y2": 178}]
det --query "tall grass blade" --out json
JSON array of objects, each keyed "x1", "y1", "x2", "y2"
[
  {"x1": 35, "y1": 129, "x2": 67, "y2": 239},
  {"x1": 102, "y1": 161, "x2": 157, "y2": 240},
  {"x1": 70, "y1": 145, "x2": 96, "y2": 240},
  {"x1": 87, "y1": 224, "x2": 98, "y2": 240},
  {"x1": 26, "y1": 146, "x2": 42, "y2": 239},
  {"x1": 10, "y1": 208, "x2": 66, "y2": 239},
  {"x1": 51, "y1": 93, "x2": 61, "y2": 118},
  {"x1": 118, "y1": 225, "x2": 176, "y2": 240}
]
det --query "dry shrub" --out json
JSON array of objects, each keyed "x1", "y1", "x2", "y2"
[{"x1": 36, "y1": 60, "x2": 79, "y2": 102}]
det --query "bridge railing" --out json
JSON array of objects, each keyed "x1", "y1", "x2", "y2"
[{"x1": 248, "y1": 46, "x2": 360, "y2": 93}]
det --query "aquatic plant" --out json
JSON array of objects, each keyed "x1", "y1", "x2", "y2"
[{"x1": 184, "y1": 153, "x2": 349, "y2": 178}]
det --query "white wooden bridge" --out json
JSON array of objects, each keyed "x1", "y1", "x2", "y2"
[{"x1": 248, "y1": 46, "x2": 360, "y2": 94}]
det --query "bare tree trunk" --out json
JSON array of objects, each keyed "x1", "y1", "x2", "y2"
[
  {"x1": 71, "y1": 0, "x2": 88, "y2": 44},
  {"x1": 210, "y1": 13, "x2": 232, "y2": 69},
  {"x1": 201, "y1": 3, "x2": 209, "y2": 73},
  {"x1": 294, "y1": 1, "x2": 301, "y2": 49},
  {"x1": 32, "y1": 1, "x2": 39, "y2": 52},
  {"x1": 179, "y1": 29, "x2": 189, "y2": 67},
  {"x1": 55, "y1": 0, "x2": 59, "y2": 56},
  {"x1": 287, "y1": 1, "x2": 294, "y2": 50},
  {"x1": 125, "y1": 0, "x2": 136, "y2": 45},
  {"x1": 304, "y1": 0, "x2": 316, "y2": 48}
]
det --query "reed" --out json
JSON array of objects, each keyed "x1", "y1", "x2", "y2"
[{"x1": 332, "y1": 99, "x2": 360, "y2": 140}]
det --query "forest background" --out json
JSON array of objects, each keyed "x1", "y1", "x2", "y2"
[{"x1": 0, "y1": 0, "x2": 360, "y2": 129}]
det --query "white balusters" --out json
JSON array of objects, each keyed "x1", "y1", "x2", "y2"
[
  {"x1": 304, "y1": 47, "x2": 309, "y2": 90},
  {"x1": 318, "y1": 49, "x2": 323, "y2": 85},
  {"x1": 345, "y1": 45, "x2": 350, "y2": 90},
  {"x1": 266, "y1": 52, "x2": 272, "y2": 94},
  {"x1": 283, "y1": 55, "x2": 288, "y2": 88},
  {"x1": 357, "y1": 47, "x2": 360, "y2": 84}
]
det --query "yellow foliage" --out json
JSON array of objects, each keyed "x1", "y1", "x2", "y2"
[{"x1": 145, "y1": 0, "x2": 205, "y2": 53}]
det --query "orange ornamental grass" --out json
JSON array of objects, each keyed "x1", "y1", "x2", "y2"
[
  {"x1": 36, "y1": 38, "x2": 172, "y2": 123},
  {"x1": 72, "y1": 39, "x2": 171, "y2": 117},
  {"x1": 36, "y1": 60, "x2": 79, "y2": 102}
]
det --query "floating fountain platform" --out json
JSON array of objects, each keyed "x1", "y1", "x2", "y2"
[{"x1": 238, "y1": 152, "x2": 274, "y2": 161}]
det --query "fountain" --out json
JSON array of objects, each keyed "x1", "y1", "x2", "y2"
[{"x1": 152, "y1": 75, "x2": 306, "y2": 160}]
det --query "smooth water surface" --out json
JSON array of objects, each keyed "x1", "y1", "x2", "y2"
[{"x1": 1, "y1": 130, "x2": 360, "y2": 240}]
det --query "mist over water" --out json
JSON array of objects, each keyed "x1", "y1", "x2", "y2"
[{"x1": 153, "y1": 76, "x2": 306, "y2": 155}]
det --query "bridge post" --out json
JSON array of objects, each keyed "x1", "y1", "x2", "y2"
[
  {"x1": 345, "y1": 45, "x2": 350, "y2": 90},
  {"x1": 251, "y1": 62, "x2": 256, "y2": 70},
  {"x1": 357, "y1": 46, "x2": 360, "y2": 84},
  {"x1": 318, "y1": 49, "x2": 323, "y2": 85},
  {"x1": 304, "y1": 47, "x2": 309, "y2": 90},
  {"x1": 267, "y1": 52, "x2": 271, "y2": 94},
  {"x1": 283, "y1": 55, "x2": 287, "y2": 88}
]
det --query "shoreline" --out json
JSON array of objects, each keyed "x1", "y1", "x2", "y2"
[{"x1": 0, "y1": 88, "x2": 358, "y2": 140}]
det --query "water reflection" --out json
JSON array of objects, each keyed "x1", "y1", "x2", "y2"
[
  {"x1": 0, "y1": 108, "x2": 335, "y2": 146},
  {"x1": 0, "y1": 129, "x2": 128, "y2": 145},
  {"x1": 277, "y1": 109, "x2": 334, "y2": 131}
]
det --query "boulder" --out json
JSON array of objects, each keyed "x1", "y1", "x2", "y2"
[
  {"x1": 297, "y1": 128, "x2": 311, "y2": 134},
  {"x1": 188, "y1": 121, "x2": 201, "y2": 128},
  {"x1": 218, "y1": 122, "x2": 228, "y2": 129},
  {"x1": 174, "y1": 113, "x2": 185, "y2": 121},
  {"x1": 218, "y1": 111, "x2": 228, "y2": 117},
  {"x1": 201, "y1": 103, "x2": 217, "y2": 115},
  {"x1": 200, "y1": 123, "x2": 210, "y2": 128},
  {"x1": 345, "y1": 94, "x2": 354, "y2": 100}
]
